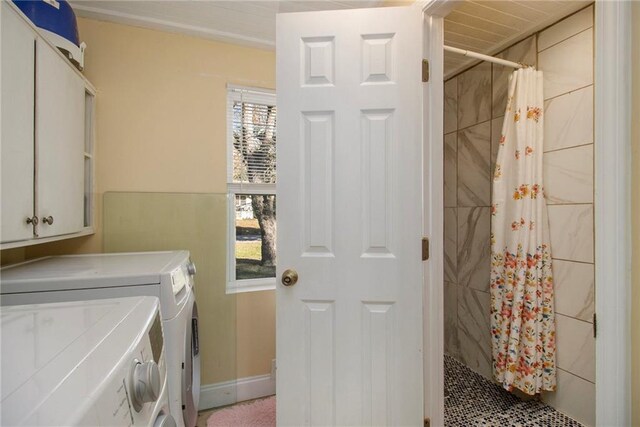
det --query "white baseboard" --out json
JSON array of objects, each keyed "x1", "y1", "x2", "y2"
[{"x1": 198, "y1": 373, "x2": 276, "y2": 411}]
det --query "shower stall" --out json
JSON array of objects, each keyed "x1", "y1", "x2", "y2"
[{"x1": 440, "y1": 4, "x2": 596, "y2": 426}]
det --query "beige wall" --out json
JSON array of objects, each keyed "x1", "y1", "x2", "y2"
[
  {"x1": 80, "y1": 17, "x2": 277, "y2": 383},
  {"x1": 1, "y1": 18, "x2": 277, "y2": 385},
  {"x1": 632, "y1": 2, "x2": 640, "y2": 425}
]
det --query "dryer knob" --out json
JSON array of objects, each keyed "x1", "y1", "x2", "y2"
[
  {"x1": 154, "y1": 413, "x2": 177, "y2": 427},
  {"x1": 187, "y1": 261, "x2": 196, "y2": 276},
  {"x1": 130, "y1": 359, "x2": 161, "y2": 411}
]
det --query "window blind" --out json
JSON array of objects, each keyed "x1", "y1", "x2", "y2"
[{"x1": 227, "y1": 86, "x2": 277, "y2": 185}]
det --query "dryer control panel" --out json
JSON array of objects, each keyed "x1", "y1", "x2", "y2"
[
  {"x1": 170, "y1": 259, "x2": 196, "y2": 296},
  {"x1": 170, "y1": 268, "x2": 188, "y2": 295},
  {"x1": 94, "y1": 304, "x2": 167, "y2": 426}
]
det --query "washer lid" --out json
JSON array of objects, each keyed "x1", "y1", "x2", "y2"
[
  {"x1": 1, "y1": 296, "x2": 160, "y2": 426},
  {"x1": 0, "y1": 251, "x2": 190, "y2": 294}
]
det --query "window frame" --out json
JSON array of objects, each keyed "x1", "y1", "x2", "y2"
[{"x1": 226, "y1": 85, "x2": 277, "y2": 294}]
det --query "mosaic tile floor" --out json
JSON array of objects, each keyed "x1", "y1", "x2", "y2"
[{"x1": 444, "y1": 355, "x2": 583, "y2": 427}]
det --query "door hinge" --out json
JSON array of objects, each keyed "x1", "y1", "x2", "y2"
[
  {"x1": 422, "y1": 237, "x2": 430, "y2": 261},
  {"x1": 424, "y1": 418, "x2": 431, "y2": 427},
  {"x1": 422, "y1": 59, "x2": 429, "y2": 82},
  {"x1": 593, "y1": 313, "x2": 597, "y2": 338}
]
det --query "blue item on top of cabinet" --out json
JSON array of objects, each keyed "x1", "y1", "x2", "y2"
[
  {"x1": 12, "y1": 0, "x2": 79, "y2": 46},
  {"x1": 12, "y1": 0, "x2": 86, "y2": 70}
]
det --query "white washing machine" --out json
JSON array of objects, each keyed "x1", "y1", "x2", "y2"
[
  {"x1": 1, "y1": 296, "x2": 175, "y2": 426},
  {"x1": 1, "y1": 251, "x2": 200, "y2": 427}
]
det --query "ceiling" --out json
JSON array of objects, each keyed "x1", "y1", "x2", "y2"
[
  {"x1": 443, "y1": 0, "x2": 591, "y2": 78},
  {"x1": 71, "y1": 0, "x2": 590, "y2": 78}
]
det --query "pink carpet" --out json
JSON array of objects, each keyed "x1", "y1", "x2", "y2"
[{"x1": 207, "y1": 396, "x2": 276, "y2": 427}]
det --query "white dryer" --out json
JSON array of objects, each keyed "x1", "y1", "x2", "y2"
[
  {"x1": 1, "y1": 296, "x2": 174, "y2": 426},
  {"x1": 1, "y1": 251, "x2": 200, "y2": 427}
]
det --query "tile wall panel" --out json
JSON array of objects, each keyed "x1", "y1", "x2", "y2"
[
  {"x1": 539, "y1": 29, "x2": 593, "y2": 100},
  {"x1": 544, "y1": 144, "x2": 593, "y2": 204},
  {"x1": 444, "y1": 133, "x2": 457, "y2": 208},
  {"x1": 543, "y1": 86, "x2": 593, "y2": 152},
  {"x1": 538, "y1": 5, "x2": 594, "y2": 51},
  {"x1": 457, "y1": 122, "x2": 491, "y2": 207},
  {"x1": 457, "y1": 62, "x2": 491, "y2": 129},
  {"x1": 552, "y1": 259, "x2": 594, "y2": 322},
  {"x1": 457, "y1": 286, "x2": 492, "y2": 379},
  {"x1": 444, "y1": 207, "x2": 458, "y2": 283},
  {"x1": 457, "y1": 207, "x2": 491, "y2": 292},
  {"x1": 444, "y1": 282, "x2": 460, "y2": 358},
  {"x1": 444, "y1": 78, "x2": 458, "y2": 134},
  {"x1": 548, "y1": 204, "x2": 594, "y2": 263},
  {"x1": 542, "y1": 369, "x2": 595, "y2": 426},
  {"x1": 555, "y1": 314, "x2": 595, "y2": 383}
]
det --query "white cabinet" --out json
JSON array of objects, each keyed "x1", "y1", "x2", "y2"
[
  {"x1": 1, "y1": 4, "x2": 36, "y2": 243},
  {"x1": 1, "y1": 2, "x2": 95, "y2": 247},
  {"x1": 35, "y1": 39, "x2": 86, "y2": 238}
]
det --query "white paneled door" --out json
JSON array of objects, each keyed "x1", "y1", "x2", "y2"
[{"x1": 276, "y1": 6, "x2": 424, "y2": 426}]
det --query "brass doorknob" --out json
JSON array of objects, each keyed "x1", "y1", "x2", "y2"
[{"x1": 281, "y1": 269, "x2": 298, "y2": 286}]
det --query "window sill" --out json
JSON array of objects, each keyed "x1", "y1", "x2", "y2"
[{"x1": 226, "y1": 278, "x2": 276, "y2": 295}]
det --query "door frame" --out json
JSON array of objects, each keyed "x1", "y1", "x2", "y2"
[
  {"x1": 593, "y1": 1, "x2": 632, "y2": 425},
  {"x1": 419, "y1": 1, "x2": 634, "y2": 425},
  {"x1": 419, "y1": 1, "x2": 457, "y2": 426}
]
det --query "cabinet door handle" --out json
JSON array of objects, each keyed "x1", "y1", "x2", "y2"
[
  {"x1": 26, "y1": 216, "x2": 39, "y2": 225},
  {"x1": 42, "y1": 216, "x2": 54, "y2": 225}
]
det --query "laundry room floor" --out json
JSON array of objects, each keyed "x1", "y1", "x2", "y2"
[
  {"x1": 197, "y1": 396, "x2": 275, "y2": 427},
  {"x1": 197, "y1": 356, "x2": 584, "y2": 427}
]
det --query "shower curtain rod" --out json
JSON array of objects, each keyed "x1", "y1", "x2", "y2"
[{"x1": 444, "y1": 45, "x2": 526, "y2": 69}]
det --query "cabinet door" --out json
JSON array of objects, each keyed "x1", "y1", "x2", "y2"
[
  {"x1": 1, "y1": 4, "x2": 36, "y2": 243},
  {"x1": 35, "y1": 39, "x2": 85, "y2": 238}
]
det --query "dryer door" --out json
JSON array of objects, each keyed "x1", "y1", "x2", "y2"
[{"x1": 182, "y1": 299, "x2": 200, "y2": 427}]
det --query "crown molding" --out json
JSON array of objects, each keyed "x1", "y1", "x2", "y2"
[
  {"x1": 417, "y1": 0, "x2": 461, "y2": 16},
  {"x1": 73, "y1": 4, "x2": 276, "y2": 50}
]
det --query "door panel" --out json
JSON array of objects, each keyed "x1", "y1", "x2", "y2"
[
  {"x1": 276, "y1": 6, "x2": 423, "y2": 426},
  {"x1": 301, "y1": 111, "x2": 334, "y2": 256},
  {"x1": 36, "y1": 39, "x2": 85, "y2": 238},
  {"x1": 1, "y1": 3, "x2": 36, "y2": 243}
]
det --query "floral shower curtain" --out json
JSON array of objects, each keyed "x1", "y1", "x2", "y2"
[{"x1": 490, "y1": 68, "x2": 556, "y2": 395}]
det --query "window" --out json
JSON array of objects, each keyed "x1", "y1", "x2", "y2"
[{"x1": 226, "y1": 85, "x2": 276, "y2": 294}]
